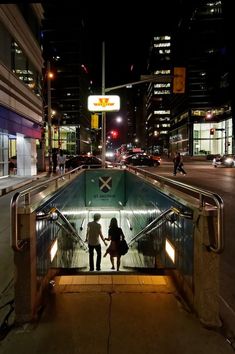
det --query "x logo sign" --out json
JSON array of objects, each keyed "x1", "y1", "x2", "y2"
[{"x1": 99, "y1": 176, "x2": 112, "y2": 193}]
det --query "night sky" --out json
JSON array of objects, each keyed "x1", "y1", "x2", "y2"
[
  {"x1": 42, "y1": 0, "x2": 185, "y2": 88},
  {"x1": 81, "y1": 1, "x2": 183, "y2": 87}
]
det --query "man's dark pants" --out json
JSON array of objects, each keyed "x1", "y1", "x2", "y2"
[{"x1": 88, "y1": 244, "x2": 101, "y2": 271}]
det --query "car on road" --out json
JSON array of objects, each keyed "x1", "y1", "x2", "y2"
[
  {"x1": 149, "y1": 153, "x2": 161, "y2": 166},
  {"x1": 122, "y1": 153, "x2": 155, "y2": 167},
  {"x1": 212, "y1": 154, "x2": 235, "y2": 168},
  {"x1": 65, "y1": 155, "x2": 101, "y2": 169}
]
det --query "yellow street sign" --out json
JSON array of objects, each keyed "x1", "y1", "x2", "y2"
[
  {"x1": 173, "y1": 67, "x2": 186, "y2": 94},
  {"x1": 91, "y1": 114, "x2": 99, "y2": 129}
]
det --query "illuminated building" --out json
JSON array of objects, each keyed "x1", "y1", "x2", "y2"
[{"x1": 0, "y1": 4, "x2": 44, "y2": 176}]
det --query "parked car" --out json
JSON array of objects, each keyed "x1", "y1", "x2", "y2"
[
  {"x1": 65, "y1": 155, "x2": 101, "y2": 169},
  {"x1": 122, "y1": 153, "x2": 155, "y2": 167},
  {"x1": 212, "y1": 154, "x2": 235, "y2": 168},
  {"x1": 150, "y1": 153, "x2": 161, "y2": 166}
]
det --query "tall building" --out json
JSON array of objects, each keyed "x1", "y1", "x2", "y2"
[
  {"x1": 170, "y1": 0, "x2": 231, "y2": 156},
  {"x1": 42, "y1": 3, "x2": 93, "y2": 155},
  {"x1": 0, "y1": 4, "x2": 44, "y2": 176},
  {"x1": 145, "y1": 34, "x2": 172, "y2": 155}
]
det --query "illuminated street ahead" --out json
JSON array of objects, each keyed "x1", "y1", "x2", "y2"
[{"x1": 145, "y1": 159, "x2": 235, "y2": 331}]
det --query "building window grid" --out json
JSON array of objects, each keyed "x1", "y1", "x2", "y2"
[{"x1": 10, "y1": 40, "x2": 42, "y2": 96}]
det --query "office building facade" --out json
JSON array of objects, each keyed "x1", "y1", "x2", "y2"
[
  {"x1": 0, "y1": 4, "x2": 44, "y2": 176},
  {"x1": 145, "y1": 34, "x2": 172, "y2": 155},
  {"x1": 170, "y1": 0, "x2": 231, "y2": 156}
]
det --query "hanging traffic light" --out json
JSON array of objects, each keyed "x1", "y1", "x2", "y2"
[
  {"x1": 173, "y1": 67, "x2": 186, "y2": 94},
  {"x1": 210, "y1": 128, "x2": 215, "y2": 135}
]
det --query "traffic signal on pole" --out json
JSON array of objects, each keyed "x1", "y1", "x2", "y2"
[
  {"x1": 91, "y1": 114, "x2": 99, "y2": 129},
  {"x1": 111, "y1": 130, "x2": 118, "y2": 139},
  {"x1": 173, "y1": 67, "x2": 186, "y2": 94},
  {"x1": 210, "y1": 128, "x2": 215, "y2": 135}
]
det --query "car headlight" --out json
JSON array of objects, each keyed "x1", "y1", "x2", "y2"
[{"x1": 225, "y1": 158, "x2": 233, "y2": 164}]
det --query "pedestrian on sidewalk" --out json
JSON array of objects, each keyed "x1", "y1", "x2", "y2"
[
  {"x1": 52, "y1": 148, "x2": 58, "y2": 173},
  {"x1": 57, "y1": 149, "x2": 66, "y2": 176},
  {"x1": 173, "y1": 152, "x2": 187, "y2": 176},
  {"x1": 85, "y1": 213, "x2": 107, "y2": 271}
]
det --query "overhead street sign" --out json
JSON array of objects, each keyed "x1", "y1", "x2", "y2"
[
  {"x1": 105, "y1": 74, "x2": 172, "y2": 93},
  {"x1": 88, "y1": 95, "x2": 120, "y2": 112},
  {"x1": 140, "y1": 75, "x2": 172, "y2": 82}
]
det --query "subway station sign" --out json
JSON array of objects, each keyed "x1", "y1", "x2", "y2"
[
  {"x1": 85, "y1": 170, "x2": 125, "y2": 207},
  {"x1": 88, "y1": 95, "x2": 120, "y2": 112}
]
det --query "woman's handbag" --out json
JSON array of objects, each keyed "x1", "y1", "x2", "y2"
[{"x1": 119, "y1": 239, "x2": 129, "y2": 255}]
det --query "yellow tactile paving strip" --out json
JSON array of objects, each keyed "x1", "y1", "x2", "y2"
[
  {"x1": 55, "y1": 275, "x2": 169, "y2": 294},
  {"x1": 58, "y1": 275, "x2": 166, "y2": 286},
  {"x1": 55, "y1": 275, "x2": 170, "y2": 294}
]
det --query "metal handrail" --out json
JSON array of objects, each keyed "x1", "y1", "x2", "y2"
[
  {"x1": 128, "y1": 206, "x2": 192, "y2": 248},
  {"x1": 128, "y1": 207, "x2": 175, "y2": 247},
  {"x1": 10, "y1": 164, "x2": 109, "y2": 252},
  {"x1": 51, "y1": 207, "x2": 88, "y2": 251},
  {"x1": 10, "y1": 167, "x2": 83, "y2": 252},
  {"x1": 127, "y1": 166, "x2": 224, "y2": 253}
]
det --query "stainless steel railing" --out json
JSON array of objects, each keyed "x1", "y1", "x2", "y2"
[
  {"x1": 10, "y1": 167, "x2": 83, "y2": 252},
  {"x1": 127, "y1": 166, "x2": 224, "y2": 254}
]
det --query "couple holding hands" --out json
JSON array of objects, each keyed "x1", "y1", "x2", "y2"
[{"x1": 85, "y1": 214, "x2": 126, "y2": 272}]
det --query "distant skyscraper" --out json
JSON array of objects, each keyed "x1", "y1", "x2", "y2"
[
  {"x1": 170, "y1": 0, "x2": 231, "y2": 156},
  {"x1": 42, "y1": 3, "x2": 93, "y2": 154},
  {"x1": 145, "y1": 34, "x2": 172, "y2": 155}
]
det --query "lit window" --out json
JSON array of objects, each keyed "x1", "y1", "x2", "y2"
[
  {"x1": 154, "y1": 42, "x2": 171, "y2": 47},
  {"x1": 154, "y1": 36, "x2": 171, "y2": 41},
  {"x1": 154, "y1": 83, "x2": 171, "y2": 88},
  {"x1": 154, "y1": 110, "x2": 171, "y2": 114},
  {"x1": 154, "y1": 69, "x2": 171, "y2": 75},
  {"x1": 154, "y1": 90, "x2": 171, "y2": 95}
]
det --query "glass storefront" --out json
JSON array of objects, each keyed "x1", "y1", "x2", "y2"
[
  {"x1": 42, "y1": 126, "x2": 77, "y2": 155},
  {"x1": 193, "y1": 119, "x2": 233, "y2": 156},
  {"x1": 0, "y1": 131, "x2": 9, "y2": 177}
]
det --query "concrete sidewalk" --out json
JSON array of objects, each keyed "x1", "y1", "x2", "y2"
[
  {"x1": 0, "y1": 173, "x2": 48, "y2": 196},
  {"x1": 0, "y1": 275, "x2": 233, "y2": 354}
]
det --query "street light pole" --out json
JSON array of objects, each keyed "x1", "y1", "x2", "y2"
[
  {"x1": 58, "y1": 122, "x2": 60, "y2": 147},
  {"x1": 101, "y1": 42, "x2": 106, "y2": 168},
  {"x1": 47, "y1": 60, "x2": 53, "y2": 173}
]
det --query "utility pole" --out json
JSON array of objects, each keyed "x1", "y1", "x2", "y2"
[
  {"x1": 47, "y1": 61, "x2": 53, "y2": 174},
  {"x1": 101, "y1": 42, "x2": 106, "y2": 168}
]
